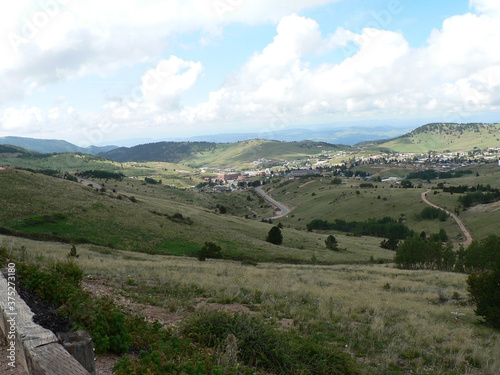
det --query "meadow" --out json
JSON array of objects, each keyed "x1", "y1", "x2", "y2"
[{"x1": 2, "y1": 235, "x2": 499, "y2": 374}]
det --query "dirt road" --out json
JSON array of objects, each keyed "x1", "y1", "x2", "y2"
[{"x1": 421, "y1": 189, "x2": 473, "y2": 246}]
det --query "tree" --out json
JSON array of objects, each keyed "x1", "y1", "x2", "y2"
[
  {"x1": 266, "y1": 226, "x2": 283, "y2": 245},
  {"x1": 467, "y1": 268, "x2": 500, "y2": 329},
  {"x1": 219, "y1": 205, "x2": 227, "y2": 214},
  {"x1": 380, "y1": 236, "x2": 399, "y2": 250},
  {"x1": 198, "y1": 242, "x2": 223, "y2": 261},
  {"x1": 325, "y1": 235, "x2": 338, "y2": 250}
]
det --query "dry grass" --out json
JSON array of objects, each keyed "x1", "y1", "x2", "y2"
[{"x1": 3, "y1": 235, "x2": 498, "y2": 375}]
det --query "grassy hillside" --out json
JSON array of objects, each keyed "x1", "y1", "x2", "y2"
[
  {"x1": 372, "y1": 123, "x2": 500, "y2": 152},
  {"x1": 100, "y1": 139, "x2": 349, "y2": 169},
  {"x1": 0, "y1": 169, "x2": 392, "y2": 264},
  {"x1": 263, "y1": 177, "x2": 464, "y2": 242},
  {"x1": 3, "y1": 236, "x2": 499, "y2": 374}
]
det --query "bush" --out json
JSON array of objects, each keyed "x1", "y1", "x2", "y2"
[
  {"x1": 331, "y1": 177, "x2": 342, "y2": 185},
  {"x1": 198, "y1": 242, "x2": 223, "y2": 261},
  {"x1": 266, "y1": 226, "x2": 283, "y2": 245},
  {"x1": 16, "y1": 262, "x2": 130, "y2": 354},
  {"x1": 325, "y1": 235, "x2": 338, "y2": 250},
  {"x1": 181, "y1": 311, "x2": 358, "y2": 375},
  {"x1": 467, "y1": 268, "x2": 500, "y2": 329}
]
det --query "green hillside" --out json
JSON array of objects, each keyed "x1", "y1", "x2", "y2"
[
  {"x1": 100, "y1": 139, "x2": 349, "y2": 169},
  {"x1": 0, "y1": 169, "x2": 392, "y2": 264},
  {"x1": 370, "y1": 123, "x2": 500, "y2": 152}
]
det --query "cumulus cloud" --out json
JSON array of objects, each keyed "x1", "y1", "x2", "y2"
[
  {"x1": 177, "y1": 7, "x2": 500, "y2": 125},
  {"x1": 0, "y1": 0, "x2": 340, "y2": 106},
  {"x1": 141, "y1": 56, "x2": 204, "y2": 109}
]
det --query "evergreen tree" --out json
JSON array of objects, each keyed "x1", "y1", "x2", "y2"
[{"x1": 266, "y1": 226, "x2": 283, "y2": 245}]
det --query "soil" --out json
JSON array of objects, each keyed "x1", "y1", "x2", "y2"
[{"x1": 18, "y1": 285, "x2": 72, "y2": 334}]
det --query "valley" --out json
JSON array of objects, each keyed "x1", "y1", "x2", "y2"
[{"x1": 0, "y1": 122, "x2": 499, "y2": 375}]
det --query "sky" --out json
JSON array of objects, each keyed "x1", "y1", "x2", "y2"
[{"x1": 1, "y1": 0, "x2": 500, "y2": 146}]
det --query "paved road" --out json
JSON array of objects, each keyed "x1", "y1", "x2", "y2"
[
  {"x1": 78, "y1": 178, "x2": 102, "y2": 189},
  {"x1": 255, "y1": 186, "x2": 291, "y2": 220},
  {"x1": 421, "y1": 189, "x2": 473, "y2": 246}
]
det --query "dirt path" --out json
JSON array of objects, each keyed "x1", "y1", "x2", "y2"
[
  {"x1": 254, "y1": 186, "x2": 291, "y2": 220},
  {"x1": 421, "y1": 189, "x2": 473, "y2": 246}
]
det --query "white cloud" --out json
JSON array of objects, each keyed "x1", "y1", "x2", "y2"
[
  {"x1": 177, "y1": 7, "x2": 500, "y2": 125},
  {"x1": 0, "y1": 0, "x2": 341, "y2": 106},
  {"x1": 141, "y1": 56, "x2": 204, "y2": 109}
]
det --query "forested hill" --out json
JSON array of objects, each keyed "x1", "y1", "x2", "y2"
[
  {"x1": 99, "y1": 141, "x2": 217, "y2": 163},
  {"x1": 99, "y1": 139, "x2": 348, "y2": 166},
  {"x1": 365, "y1": 123, "x2": 500, "y2": 152},
  {"x1": 0, "y1": 136, "x2": 117, "y2": 155}
]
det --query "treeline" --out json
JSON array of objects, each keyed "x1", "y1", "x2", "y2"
[
  {"x1": 395, "y1": 234, "x2": 499, "y2": 273},
  {"x1": 407, "y1": 169, "x2": 473, "y2": 180},
  {"x1": 307, "y1": 217, "x2": 413, "y2": 239},
  {"x1": 76, "y1": 170, "x2": 125, "y2": 181}
]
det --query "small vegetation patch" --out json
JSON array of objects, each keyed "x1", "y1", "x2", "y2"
[{"x1": 181, "y1": 311, "x2": 358, "y2": 375}]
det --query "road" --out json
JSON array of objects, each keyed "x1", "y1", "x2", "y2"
[
  {"x1": 421, "y1": 189, "x2": 473, "y2": 246},
  {"x1": 255, "y1": 186, "x2": 291, "y2": 220},
  {"x1": 78, "y1": 178, "x2": 102, "y2": 189}
]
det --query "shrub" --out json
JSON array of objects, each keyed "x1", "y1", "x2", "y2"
[
  {"x1": 16, "y1": 262, "x2": 130, "y2": 354},
  {"x1": 181, "y1": 311, "x2": 358, "y2": 374},
  {"x1": 67, "y1": 244, "x2": 79, "y2": 258},
  {"x1": 198, "y1": 242, "x2": 223, "y2": 261},
  {"x1": 331, "y1": 177, "x2": 342, "y2": 185},
  {"x1": 467, "y1": 268, "x2": 500, "y2": 329},
  {"x1": 266, "y1": 226, "x2": 283, "y2": 245},
  {"x1": 325, "y1": 235, "x2": 338, "y2": 250}
]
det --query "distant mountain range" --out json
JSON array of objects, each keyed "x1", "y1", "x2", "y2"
[
  {"x1": 162, "y1": 125, "x2": 410, "y2": 145},
  {"x1": 1, "y1": 123, "x2": 498, "y2": 157},
  {"x1": 0, "y1": 136, "x2": 118, "y2": 155}
]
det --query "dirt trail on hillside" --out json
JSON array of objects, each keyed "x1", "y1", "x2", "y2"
[{"x1": 421, "y1": 189, "x2": 472, "y2": 246}]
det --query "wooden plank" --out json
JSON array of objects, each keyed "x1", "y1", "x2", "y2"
[
  {"x1": 27, "y1": 343, "x2": 90, "y2": 375},
  {"x1": 1, "y1": 272, "x2": 91, "y2": 375}
]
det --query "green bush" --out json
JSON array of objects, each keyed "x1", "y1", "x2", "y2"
[
  {"x1": 325, "y1": 235, "x2": 338, "y2": 250},
  {"x1": 198, "y1": 242, "x2": 223, "y2": 261},
  {"x1": 467, "y1": 268, "x2": 500, "y2": 329},
  {"x1": 181, "y1": 311, "x2": 358, "y2": 374},
  {"x1": 266, "y1": 226, "x2": 283, "y2": 245},
  {"x1": 16, "y1": 262, "x2": 130, "y2": 354}
]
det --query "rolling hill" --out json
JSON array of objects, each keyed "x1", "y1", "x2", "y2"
[
  {"x1": 0, "y1": 136, "x2": 118, "y2": 154},
  {"x1": 99, "y1": 139, "x2": 349, "y2": 168},
  {"x1": 363, "y1": 123, "x2": 500, "y2": 152}
]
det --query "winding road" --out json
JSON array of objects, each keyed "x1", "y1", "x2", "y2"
[
  {"x1": 254, "y1": 186, "x2": 291, "y2": 220},
  {"x1": 421, "y1": 189, "x2": 473, "y2": 246}
]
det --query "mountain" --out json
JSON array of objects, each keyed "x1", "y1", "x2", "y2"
[
  {"x1": 363, "y1": 123, "x2": 500, "y2": 152},
  {"x1": 99, "y1": 139, "x2": 349, "y2": 167},
  {"x1": 0, "y1": 136, "x2": 118, "y2": 155}
]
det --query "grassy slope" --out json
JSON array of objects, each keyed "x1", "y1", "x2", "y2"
[
  {"x1": 0, "y1": 169, "x2": 392, "y2": 264},
  {"x1": 265, "y1": 177, "x2": 463, "y2": 242},
  {"x1": 3, "y1": 236, "x2": 498, "y2": 375},
  {"x1": 375, "y1": 123, "x2": 500, "y2": 152}
]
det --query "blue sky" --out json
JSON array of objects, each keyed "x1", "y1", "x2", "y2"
[{"x1": 1, "y1": 0, "x2": 499, "y2": 145}]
